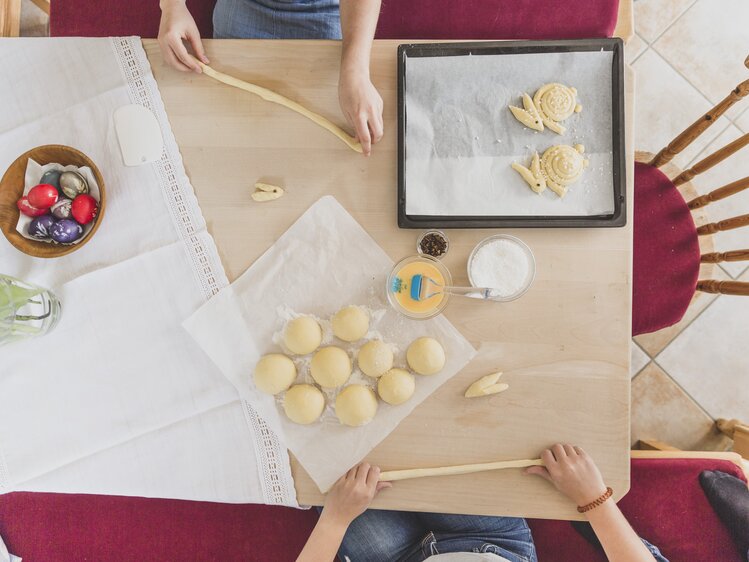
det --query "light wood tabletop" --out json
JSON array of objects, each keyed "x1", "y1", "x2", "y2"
[{"x1": 145, "y1": 39, "x2": 634, "y2": 521}]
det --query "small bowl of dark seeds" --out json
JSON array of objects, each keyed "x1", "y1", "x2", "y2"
[{"x1": 417, "y1": 229, "x2": 449, "y2": 259}]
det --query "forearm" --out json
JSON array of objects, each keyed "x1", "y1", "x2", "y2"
[
  {"x1": 339, "y1": 0, "x2": 381, "y2": 75},
  {"x1": 159, "y1": 0, "x2": 184, "y2": 9},
  {"x1": 586, "y1": 501, "x2": 656, "y2": 562},
  {"x1": 296, "y1": 512, "x2": 349, "y2": 562}
]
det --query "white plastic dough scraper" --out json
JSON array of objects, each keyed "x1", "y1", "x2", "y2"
[{"x1": 114, "y1": 104, "x2": 164, "y2": 166}]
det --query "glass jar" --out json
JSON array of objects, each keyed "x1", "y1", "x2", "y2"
[{"x1": 0, "y1": 274, "x2": 61, "y2": 346}]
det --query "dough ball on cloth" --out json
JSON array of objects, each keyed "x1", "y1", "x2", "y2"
[
  {"x1": 284, "y1": 316, "x2": 322, "y2": 355},
  {"x1": 253, "y1": 354, "x2": 296, "y2": 395},
  {"x1": 311, "y1": 346, "x2": 352, "y2": 388},
  {"x1": 357, "y1": 340, "x2": 394, "y2": 378},
  {"x1": 331, "y1": 305, "x2": 369, "y2": 342},
  {"x1": 283, "y1": 384, "x2": 325, "y2": 424},
  {"x1": 407, "y1": 337, "x2": 445, "y2": 375},
  {"x1": 377, "y1": 368, "x2": 415, "y2": 405},
  {"x1": 335, "y1": 384, "x2": 378, "y2": 427}
]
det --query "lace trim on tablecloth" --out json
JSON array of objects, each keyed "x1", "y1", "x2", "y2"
[{"x1": 109, "y1": 37, "x2": 296, "y2": 507}]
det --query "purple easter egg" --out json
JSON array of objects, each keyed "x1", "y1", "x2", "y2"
[
  {"x1": 50, "y1": 197, "x2": 73, "y2": 219},
  {"x1": 28, "y1": 215, "x2": 56, "y2": 239},
  {"x1": 50, "y1": 218, "x2": 83, "y2": 244}
]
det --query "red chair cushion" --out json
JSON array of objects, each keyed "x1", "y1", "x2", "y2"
[
  {"x1": 50, "y1": 0, "x2": 618, "y2": 40},
  {"x1": 376, "y1": 0, "x2": 620, "y2": 39},
  {"x1": 50, "y1": 0, "x2": 216, "y2": 38},
  {"x1": 632, "y1": 162, "x2": 701, "y2": 336},
  {"x1": 0, "y1": 495, "x2": 318, "y2": 561},
  {"x1": 529, "y1": 458, "x2": 747, "y2": 562}
]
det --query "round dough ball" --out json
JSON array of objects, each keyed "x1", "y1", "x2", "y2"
[
  {"x1": 335, "y1": 385, "x2": 378, "y2": 427},
  {"x1": 253, "y1": 354, "x2": 296, "y2": 395},
  {"x1": 284, "y1": 316, "x2": 322, "y2": 355},
  {"x1": 357, "y1": 340, "x2": 394, "y2": 378},
  {"x1": 283, "y1": 384, "x2": 325, "y2": 425},
  {"x1": 310, "y1": 346, "x2": 352, "y2": 388},
  {"x1": 406, "y1": 337, "x2": 445, "y2": 375},
  {"x1": 377, "y1": 368, "x2": 416, "y2": 405},
  {"x1": 331, "y1": 305, "x2": 369, "y2": 342}
]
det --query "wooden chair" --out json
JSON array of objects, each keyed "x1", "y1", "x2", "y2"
[
  {"x1": 632, "y1": 55, "x2": 749, "y2": 336},
  {"x1": 0, "y1": 0, "x2": 21, "y2": 37}
]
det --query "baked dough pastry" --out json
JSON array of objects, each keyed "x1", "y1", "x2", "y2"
[
  {"x1": 406, "y1": 337, "x2": 445, "y2": 376},
  {"x1": 512, "y1": 144, "x2": 589, "y2": 197},
  {"x1": 283, "y1": 316, "x2": 322, "y2": 355},
  {"x1": 283, "y1": 384, "x2": 325, "y2": 425},
  {"x1": 331, "y1": 305, "x2": 369, "y2": 342},
  {"x1": 509, "y1": 83, "x2": 582, "y2": 134},
  {"x1": 357, "y1": 340, "x2": 394, "y2": 378},
  {"x1": 335, "y1": 384, "x2": 378, "y2": 427},
  {"x1": 311, "y1": 346, "x2": 352, "y2": 389},
  {"x1": 254, "y1": 354, "x2": 297, "y2": 395},
  {"x1": 378, "y1": 368, "x2": 416, "y2": 405}
]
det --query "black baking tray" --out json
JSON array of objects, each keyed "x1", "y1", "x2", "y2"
[{"x1": 397, "y1": 38, "x2": 626, "y2": 229}]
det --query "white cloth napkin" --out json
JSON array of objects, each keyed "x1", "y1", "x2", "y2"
[
  {"x1": 184, "y1": 196, "x2": 477, "y2": 492},
  {"x1": 0, "y1": 38, "x2": 295, "y2": 506}
]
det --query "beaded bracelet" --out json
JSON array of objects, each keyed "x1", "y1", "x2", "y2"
[{"x1": 577, "y1": 487, "x2": 613, "y2": 513}]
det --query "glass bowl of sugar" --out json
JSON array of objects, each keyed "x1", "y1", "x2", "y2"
[{"x1": 467, "y1": 235, "x2": 535, "y2": 302}]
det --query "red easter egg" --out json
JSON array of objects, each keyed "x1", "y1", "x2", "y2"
[
  {"x1": 27, "y1": 184, "x2": 59, "y2": 209},
  {"x1": 16, "y1": 196, "x2": 48, "y2": 217},
  {"x1": 71, "y1": 194, "x2": 98, "y2": 225}
]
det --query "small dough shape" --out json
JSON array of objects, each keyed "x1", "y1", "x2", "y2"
[
  {"x1": 407, "y1": 337, "x2": 446, "y2": 376},
  {"x1": 311, "y1": 346, "x2": 352, "y2": 388},
  {"x1": 335, "y1": 384, "x2": 378, "y2": 427},
  {"x1": 283, "y1": 384, "x2": 325, "y2": 425},
  {"x1": 378, "y1": 368, "x2": 416, "y2": 405},
  {"x1": 464, "y1": 371, "x2": 509, "y2": 398},
  {"x1": 512, "y1": 144, "x2": 589, "y2": 198},
  {"x1": 284, "y1": 316, "x2": 322, "y2": 355},
  {"x1": 332, "y1": 305, "x2": 369, "y2": 342},
  {"x1": 357, "y1": 340, "x2": 394, "y2": 378},
  {"x1": 508, "y1": 83, "x2": 581, "y2": 135},
  {"x1": 254, "y1": 353, "x2": 297, "y2": 395}
]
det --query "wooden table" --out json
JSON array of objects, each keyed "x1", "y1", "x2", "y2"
[{"x1": 145, "y1": 39, "x2": 634, "y2": 521}]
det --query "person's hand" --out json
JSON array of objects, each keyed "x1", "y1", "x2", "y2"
[
  {"x1": 339, "y1": 69, "x2": 384, "y2": 156},
  {"x1": 321, "y1": 462, "x2": 391, "y2": 527},
  {"x1": 158, "y1": 0, "x2": 209, "y2": 73},
  {"x1": 525, "y1": 444, "x2": 608, "y2": 506}
]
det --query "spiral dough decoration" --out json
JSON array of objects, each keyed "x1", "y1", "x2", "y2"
[
  {"x1": 541, "y1": 145, "x2": 587, "y2": 187},
  {"x1": 533, "y1": 83, "x2": 579, "y2": 123}
]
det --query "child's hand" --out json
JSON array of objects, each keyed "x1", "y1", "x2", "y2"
[
  {"x1": 321, "y1": 462, "x2": 391, "y2": 527},
  {"x1": 338, "y1": 70, "x2": 384, "y2": 156},
  {"x1": 158, "y1": 0, "x2": 209, "y2": 73},
  {"x1": 525, "y1": 444, "x2": 608, "y2": 506}
]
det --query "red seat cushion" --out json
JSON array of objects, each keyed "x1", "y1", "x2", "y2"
[
  {"x1": 50, "y1": 0, "x2": 216, "y2": 38},
  {"x1": 632, "y1": 162, "x2": 701, "y2": 336},
  {"x1": 0, "y1": 495, "x2": 318, "y2": 561},
  {"x1": 50, "y1": 0, "x2": 618, "y2": 40},
  {"x1": 376, "y1": 0, "x2": 620, "y2": 39},
  {"x1": 529, "y1": 458, "x2": 747, "y2": 562}
]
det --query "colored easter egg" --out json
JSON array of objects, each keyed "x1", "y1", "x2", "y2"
[
  {"x1": 50, "y1": 198, "x2": 73, "y2": 219},
  {"x1": 40, "y1": 170, "x2": 62, "y2": 193},
  {"x1": 59, "y1": 171, "x2": 89, "y2": 199},
  {"x1": 71, "y1": 194, "x2": 98, "y2": 225},
  {"x1": 50, "y1": 218, "x2": 83, "y2": 244},
  {"x1": 28, "y1": 215, "x2": 56, "y2": 239},
  {"x1": 27, "y1": 184, "x2": 59, "y2": 209},
  {"x1": 16, "y1": 196, "x2": 48, "y2": 217}
]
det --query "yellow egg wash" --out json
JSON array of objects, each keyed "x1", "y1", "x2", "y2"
[{"x1": 394, "y1": 261, "x2": 445, "y2": 314}]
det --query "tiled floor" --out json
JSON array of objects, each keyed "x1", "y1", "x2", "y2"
[{"x1": 19, "y1": 1, "x2": 747, "y2": 451}]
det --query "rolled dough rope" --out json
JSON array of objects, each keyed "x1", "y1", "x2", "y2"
[
  {"x1": 197, "y1": 61, "x2": 363, "y2": 153},
  {"x1": 379, "y1": 458, "x2": 544, "y2": 482}
]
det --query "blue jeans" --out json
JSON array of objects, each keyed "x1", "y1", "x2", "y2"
[
  {"x1": 213, "y1": 0, "x2": 341, "y2": 40},
  {"x1": 339, "y1": 510, "x2": 538, "y2": 562}
]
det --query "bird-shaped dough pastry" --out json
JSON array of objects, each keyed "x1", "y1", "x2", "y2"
[
  {"x1": 512, "y1": 144, "x2": 589, "y2": 197},
  {"x1": 508, "y1": 83, "x2": 582, "y2": 134}
]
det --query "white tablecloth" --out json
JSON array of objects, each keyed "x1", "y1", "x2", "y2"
[{"x1": 0, "y1": 38, "x2": 295, "y2": 506}]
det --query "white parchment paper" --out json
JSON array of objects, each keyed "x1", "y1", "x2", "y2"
[
  {"x1": 405, "y1": 50, "x2": 615, "y2": 216},
  {"x1": 184, "y1": 197, "x2": 476, "y2": 492}
]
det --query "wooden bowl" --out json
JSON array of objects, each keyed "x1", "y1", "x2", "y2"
[{"x1": 0, "y1": 145, "x2": 106, "y2": 258}]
